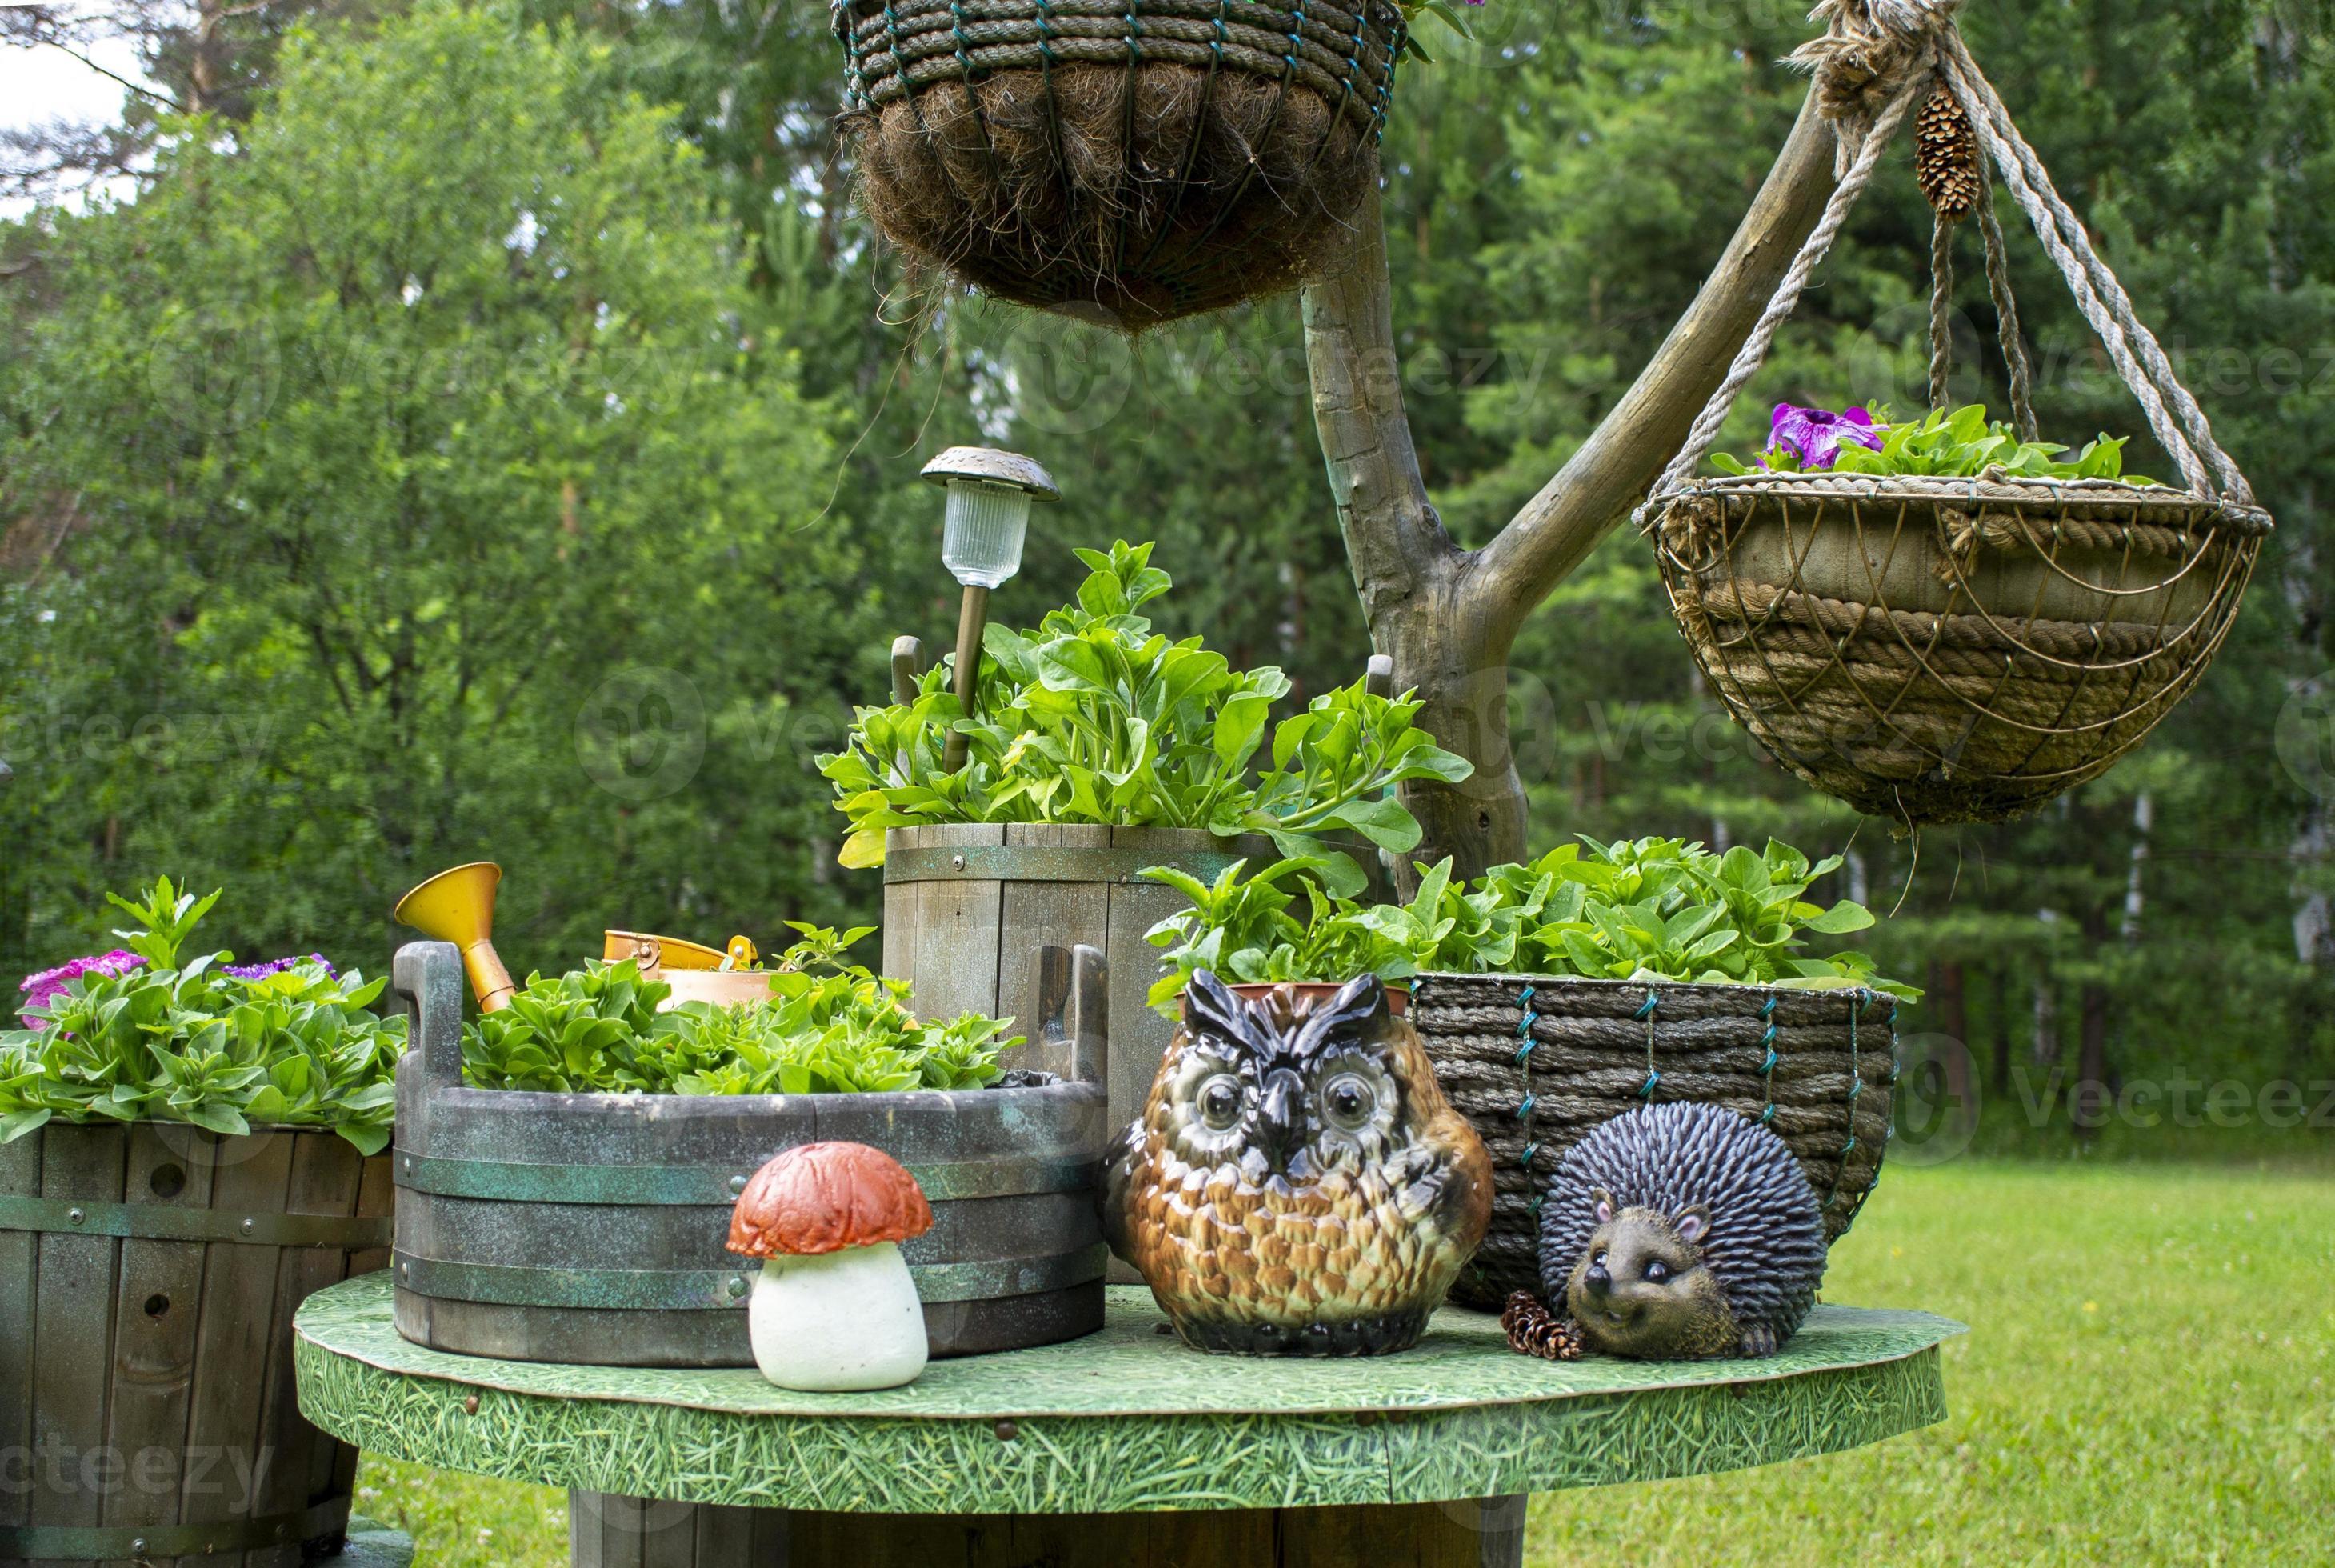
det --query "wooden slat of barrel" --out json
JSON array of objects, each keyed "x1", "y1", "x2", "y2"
[
  {"x1": 561, "y1": 1497, "x2": 1525, "y2": 1568},
  {"x1": 181, "y1": 1131, "x2": 294, "y2": 1567},
  {"x1": 881, "y1": 823, "x2": 1006, "y2": 1033},
  {"x1": 246, "y1": 1135, "x2": 362, "y2": 1564},
  {"x1": 0, "y1": 1132, "x2": 38, "y2": 1542},
  {"x1": 100, "y1": 1127, "x2": 219, "y2": 1558},
  {"x1": 34, "y1": 1125, "x2": 127, "y2": 1542}
]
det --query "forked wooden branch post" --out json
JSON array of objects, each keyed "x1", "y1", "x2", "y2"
[{"x1": 1301, "y1": 90, "x2": 1841, "y2": 881}]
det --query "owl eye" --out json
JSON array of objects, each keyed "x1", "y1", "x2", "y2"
[
  {"x1": 1197, "y1": 1074, "x2": 1243, "y2": 1130},
  {"x1": 1321, "y1": 1072, "x2": 1377, "y2": 1131}
]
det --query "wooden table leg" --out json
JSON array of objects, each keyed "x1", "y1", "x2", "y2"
[{"x1": 569, "y1": 1492, "x2": 1529, "y2": 1568}]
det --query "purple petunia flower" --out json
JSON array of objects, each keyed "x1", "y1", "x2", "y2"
[
  {"x1": 224, "y1": 954, "x2": 338, "y2": 982},
  {"x1": 18, "y1": 950, "x2": 146, "y2": 1022},
  {"x1": 1767, "y1": 402, "x2": 1884, "y2": 471}
]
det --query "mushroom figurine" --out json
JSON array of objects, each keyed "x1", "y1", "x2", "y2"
[{"x1": 726, "y1": 1141, "x2": 934, "y2": 1390}]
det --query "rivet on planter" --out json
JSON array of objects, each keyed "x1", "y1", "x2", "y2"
[
  {"x1": 729, "y1": 1174, "x2": 749, "y2": 1195},
  {"x1": 240, "y1": 1218, "x2": 257, "y2": 1235},
  {"x1": 993, "y1": 1420, "x2": 1018, "y2": 1442},
  {"x1": 130, "y1": 1539, "x2": 146, "y2": 1555},
  {"x1": 726, "y1": 1275, "x2": 750, "y2": 1301},
  {"x1": 66, "y1": 1207, "x2": 86, "y2": 1226},
  {"x1": 951, "y1": 854, "x2": 966, "y2": 871}
]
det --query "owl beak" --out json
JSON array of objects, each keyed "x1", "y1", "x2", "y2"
[{"x1": 1257, "y1": 1069, "x2": 1305, "y2": 1170}]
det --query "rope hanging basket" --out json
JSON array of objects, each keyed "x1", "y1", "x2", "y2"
[
  {"x1": 1637, "y1": 0, "x2": 2273, "y2": 829},
  {"x1": 1410, "y1": 974, "x2": 1898, "y2": 1311},
  {"x1": 831, "y1": 0, "x2": 1406, "y2": 330}
]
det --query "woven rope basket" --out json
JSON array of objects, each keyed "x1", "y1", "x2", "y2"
[
  {"x1": 832, "y1": 0, "x2": 1405, "y2": 327},
  {"x1": 1647, "y1": 474, "x2": 2270, "y2": 826},
  {"x1": 1411, "y1": 973, "x2": 1897, "y2": 1310}
]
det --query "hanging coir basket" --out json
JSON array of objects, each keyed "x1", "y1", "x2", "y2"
[
  {"x1": 831, "y1": 0, "x2": 1406, "y2": 330},
  {"x1": 1638, "y1": 1, "x2": 2272, "y2": 829}
]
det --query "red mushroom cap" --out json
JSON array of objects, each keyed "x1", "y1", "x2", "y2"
[{"x1": 726, "y1": 1141, "x2": 934, "y2": 1258}]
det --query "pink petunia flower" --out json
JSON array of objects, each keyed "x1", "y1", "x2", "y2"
[{"x1": 18, "y1": 950, "x2": 147, "y2": 1023}]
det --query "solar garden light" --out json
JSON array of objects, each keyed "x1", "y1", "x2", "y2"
[{"x1": 921, "y1": 446, "x2": 1060, "y2": 772}]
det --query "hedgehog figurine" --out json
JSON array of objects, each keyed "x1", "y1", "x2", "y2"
[{"x1": 1537, "y1": 1102, "x2": 1827, "y2": 1360}]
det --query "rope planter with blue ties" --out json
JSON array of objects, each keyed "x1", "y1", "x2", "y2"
[
  {"x1": 1412, "y1": 972, "x2": 1901, "y2": 1310},
  {"x1": 831, "y1": 0, "x2": 1407, "y2": 329}
]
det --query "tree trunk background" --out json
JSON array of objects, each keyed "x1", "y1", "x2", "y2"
[{"x1": 1299, "y1": 93, "x2": 1841, "y2": 882}]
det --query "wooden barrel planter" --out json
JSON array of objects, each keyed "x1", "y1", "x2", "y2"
[
  {"x1": 833, "y1": 0, "x2": 1408, "y2": 328},
  {"x1": 1409, "y1": 974, "x2": 1898, "y2": 1310},
  {"x1": 881, "y1": 824, "x2": 1275, "y2": 1154},
  {"x1": 1, "y1": 1123, "x2": 392, "y2": 1566},
  {"x1": 388, "y1": 939, "x2": 1110, "y2": 1368}
]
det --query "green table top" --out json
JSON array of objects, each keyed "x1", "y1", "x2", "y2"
[{"x1": 296, "y1": 1273, "x2": 1962, "y2": 1514}]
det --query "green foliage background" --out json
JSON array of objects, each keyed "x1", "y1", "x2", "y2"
[{"x1": 2, "y1": 0, "x2": 2330, "y2": 1135}]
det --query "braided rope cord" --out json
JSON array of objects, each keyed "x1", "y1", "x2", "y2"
[
  {"x1": 1929, "y1": 50, "x2": 2211, "y2": 497},
  {"x1": 840, "y1": 0, "x2": 1396, "y2": 140},
  {"x1": 1927, "y1": 212, "x2": 1956, "y2": 412},
  {"x1": 1825, "y1": 991, "x2": 1873, "y2": 1218},
  {"x1": 1649, "y1": 2, "x2": 2257, "y2": 510},
  {"x1": 1973, "y1": 148, "x2": 2039, "y2": 440},
  {"x1": 1758, "y1": 995, "x2": 1781, "y2": 1126},
  {"x1": 1651, "y1": 66, "x2": 1929, "y2": 496},
  {"x1": 1636, "y1": 990, "x2": 1662, "y2": 1099},
  {"x1": 1513, "y1": 985, "x2": 1541, "y2": 1215},
  {"x1": 1936, "y1": 30, "x2": 2252, "y2": 504}
]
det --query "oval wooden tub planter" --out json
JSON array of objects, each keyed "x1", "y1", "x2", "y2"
[
  {"x1": 882, "y1": 822, "x2": 1272, "y2": 1148},
  {"x1": 387, "y1": 939, "x2": 1111, "y2": 1369},
  {"x1": 1, "y1": 1122, "x2": 392, "y2": 1567},
  {"x1": 1408, "y1": 974, "x2": 1899, "y2": 1310}
]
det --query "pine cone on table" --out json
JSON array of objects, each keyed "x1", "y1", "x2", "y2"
[
  {"x1": 1501, "y1": 1292, "x2": 1584, "y2": 1362},
  {"x1": 1916, "y1": 88, "x2": 1984, "y2": 222}
]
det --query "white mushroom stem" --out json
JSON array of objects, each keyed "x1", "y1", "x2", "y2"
[{"x1": 747, "y1": 1242, "x2": 928, "y2": 1391}]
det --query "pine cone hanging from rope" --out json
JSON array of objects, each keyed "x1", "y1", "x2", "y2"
[
  {"x1": 1916, "y1": 88, "x2": 1983, "y2": 222},
  {"x1": 1502, "y1": 1292, "x2": 1585, "y2": 1362}
]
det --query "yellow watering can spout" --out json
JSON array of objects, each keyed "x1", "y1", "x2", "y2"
[{"x1": 394, "y1": 862, "x2": 517, "y2": 1013}]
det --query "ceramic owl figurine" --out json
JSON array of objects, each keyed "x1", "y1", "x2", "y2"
[{"x1": 1102, "y1": 971, "x2": 1493, "y2": 1355}]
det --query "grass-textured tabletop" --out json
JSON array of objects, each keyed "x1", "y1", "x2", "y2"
[{"x1": 298, "y1": 1273, "x2": 1960, "y2": 1514}]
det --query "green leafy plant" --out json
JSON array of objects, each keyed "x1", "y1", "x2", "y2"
[
  {"x1": 0, "y1": 878, "x2": 404, "y2": 1153},
  {"x1": 1142, "y1": 838, "x2": 1919, "y2": 1013},
  {"x1": 1393, "y1": 0, "x2": 1482, "y2": 63},
  {"x1": 1713, "y1": 402, "x2": 2158, "y2": 485},
  {"x1": 461, "y1": 926, "x2": 1022, "y2": 1096},
  {"x1": 820, "y1": 541, "x2": 1472, "y2": 896}
]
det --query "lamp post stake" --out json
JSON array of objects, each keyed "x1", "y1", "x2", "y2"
[{"x1": 919, "y1": 446, "x2": 1062, "y2": 777}]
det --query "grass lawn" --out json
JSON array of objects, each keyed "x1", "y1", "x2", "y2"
[{"x1": 357, "y1": 1155, "x2": 2335, "y2": 1566}]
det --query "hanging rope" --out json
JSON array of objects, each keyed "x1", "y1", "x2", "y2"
[
  {"x1": 1652, "y1": 65, "x2": 1930, "y2": 496},
  {"x1": 1927, "y1": 213, "x2": 1956, "y2": 411},
  {"x1": 1649, "y1": 0, "x2": 2257, "y2": 509},
  {"x1": 1974, "y1": 171, "x2": 2038, "y2": 441}
]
